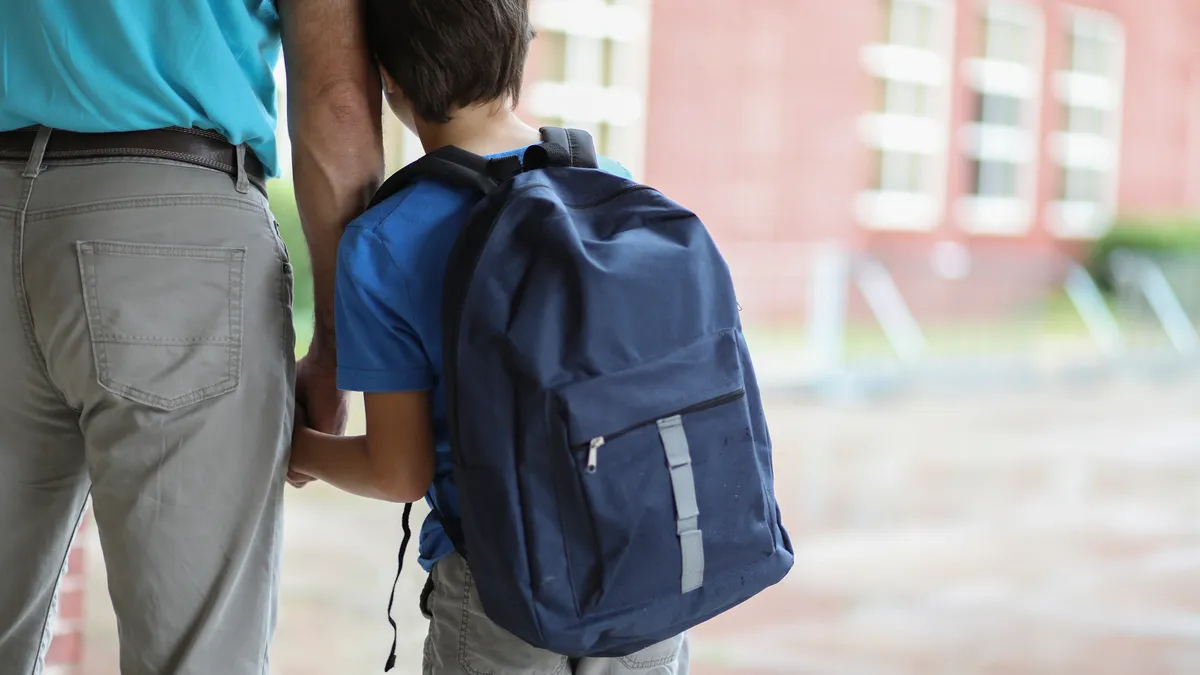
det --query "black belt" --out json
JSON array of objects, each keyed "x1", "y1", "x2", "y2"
[{"x1": 0, "y1": 126, "x2": 268, "y2": 192}]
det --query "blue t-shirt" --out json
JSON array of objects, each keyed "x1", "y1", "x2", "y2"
[
  {"x1": 0, "y1": 0, "x2": 282, "y2": 175},
  {"x1": 336, "y1": 148, "x2": 631, "y2": 571}
]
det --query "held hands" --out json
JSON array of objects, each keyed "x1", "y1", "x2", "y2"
[
  {"x1": 296, "y1": 346, "x2": 349, "y2": 435},
  {"x1": 289, "y1": 346, "x2": 347, "y2": 488}
]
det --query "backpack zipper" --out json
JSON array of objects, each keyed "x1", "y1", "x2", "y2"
[
  {"x1": 583, "y1": 388, "x2": 746, "y2": 473},
  {"x1": 585, "y1": 437, "x2": 606, "y2": 474}
]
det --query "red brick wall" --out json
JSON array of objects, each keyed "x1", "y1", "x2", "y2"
[
  {"x1": 643, "y1": 0, "x2": 875, "y2": 324},
  {"x1": 46, "y1": 521, "x2": 87, "y2": 674},
  {"x1": 1105, "y1": 0, "x2": 1200, "y2": 214},
  {"x1": 642, "y1": 0, "x2": 1200, "y2": 324}
]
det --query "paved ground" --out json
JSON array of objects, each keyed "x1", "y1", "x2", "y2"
[{"x1": 77, "y1": 374, "x2": 1200, "y2": 674}]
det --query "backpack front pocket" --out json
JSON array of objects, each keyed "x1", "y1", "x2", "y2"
[{"x1": 554, "y1": 330, "x2": 777, "y2": 616}]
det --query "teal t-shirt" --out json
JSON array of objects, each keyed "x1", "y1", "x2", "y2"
[{"x1": 0, "y1": 0, "x2": 283, "y2": 175}]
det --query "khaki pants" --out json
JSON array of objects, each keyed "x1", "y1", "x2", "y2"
[
  {"x1": 422, "y1": 553, "x2": 690, "y2": 675},
  {"x1": 0, "y1": 129, "x2": 294, "y2": 675}
]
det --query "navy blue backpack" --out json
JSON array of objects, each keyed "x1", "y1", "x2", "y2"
[{"x1": 374, "y1": 128, "x2": 793, "y2": 668}]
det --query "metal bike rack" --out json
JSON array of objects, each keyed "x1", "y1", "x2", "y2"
[
  {"x1": 805, "y1": 247, "x2": 927, "y2": 375},
  {"x1": 1109, "y1": 250, "x2": 1200, "y2": 357},
  {"x1": 800, "y1": 246, "x2": 1198, "y2": 397}
]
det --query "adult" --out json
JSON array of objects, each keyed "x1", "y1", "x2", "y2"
[{"x1": 0, "y1": 1, "x2": 382, "y2": 673}]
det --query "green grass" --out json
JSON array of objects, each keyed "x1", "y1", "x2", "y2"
[
  {"x1": 268, "y1": 180, "x2": 314, "y2": 318},
  {"x1": 293, "y1": 308, "x2": 315, "y2": 359}
]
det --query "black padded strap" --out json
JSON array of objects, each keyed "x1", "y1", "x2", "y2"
[
  {"x1": 535, "y1": 127, "x2": 599, "y2": 169},
  {"x1": 368, "y1": 146, "x2": 521, "y2": 209},
  {"x1": 564, "y1": 128, "x2": 599, "y2": 168}
]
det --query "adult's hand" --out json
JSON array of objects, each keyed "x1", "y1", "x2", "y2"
[
  {"x1": 296, "y1": 347, "x2": 348, "y2": 435},
  {"x1": 287, "y1": 388, "x2": 325, "y2": 489}
]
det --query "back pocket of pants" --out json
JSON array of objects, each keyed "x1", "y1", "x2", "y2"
[{"x1": 77, "y1": 241, "x2": 246, "y2": 411}]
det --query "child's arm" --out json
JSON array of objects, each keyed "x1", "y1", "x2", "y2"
[{"x1": 290, "y1": 391, "x2": 435, "y2": 503}]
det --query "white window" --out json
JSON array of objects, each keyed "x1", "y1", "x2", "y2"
[
  {"x1": 528, "y1": 0, "x2": 650, "y2": 176},
  {"x1": 889, "y1": 0, "x2": 940, "y2": 49},
  {"x1": 1049, "y1": 9, "x2": 1124, "y2": 238},
  {"x1": 858, "y1": 0, "x2": 955, "y2": 231},
  {"x1": 958, "y1": 2, "x2": 1044, "y2": 235}
]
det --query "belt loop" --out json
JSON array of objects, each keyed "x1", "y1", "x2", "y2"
[
  {"x1": 23, "y1": 127, "x2": 52, "y2": 179},
  {"x1": 235, "y1": 144, "x2": 250, "y2": 194}
]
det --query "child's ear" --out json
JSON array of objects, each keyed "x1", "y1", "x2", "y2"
[{"x1": 378, "y1": 64, "x2": 398, "y2": 95}]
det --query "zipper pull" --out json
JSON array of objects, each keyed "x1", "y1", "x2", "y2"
[{"x1": 586, "y1": 437, "x2": 605, "y2": 474}]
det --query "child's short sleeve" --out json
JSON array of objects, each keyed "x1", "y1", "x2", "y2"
[
  {"x1": 599, "y1": 156, "x2": 634, "y2": 181},
  {"x1": 334, "y1": 226, "x2": 434, "y2": 393}
]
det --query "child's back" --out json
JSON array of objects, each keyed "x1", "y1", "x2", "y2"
[
  {"x1": 335, "y1": 146, "x2": 634, "y2": 572},
  {"x1": 288, "y1": 0, "x2": 693, "y2": 672}
]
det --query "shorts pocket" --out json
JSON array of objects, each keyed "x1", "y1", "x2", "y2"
[{"x1": 76, "y1": 241, "x2": 245, "y2": 411}]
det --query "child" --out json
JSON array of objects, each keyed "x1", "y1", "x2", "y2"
[{"x1": 288, "y1": 0, "x2": 690, "y2": 672}]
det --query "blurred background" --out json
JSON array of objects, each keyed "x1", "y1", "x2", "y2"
[{"x1": 58, "y1": 0, "x2": 1200, "y2": 673}]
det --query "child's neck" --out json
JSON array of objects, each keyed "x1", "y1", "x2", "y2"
[{"x1": 415, "y1": 102, "x2": 540, "y2": 157}]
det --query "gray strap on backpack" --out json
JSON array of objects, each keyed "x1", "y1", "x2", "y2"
[{"x1": 657, "y1": 415, "x2": 705, "y2": 593}]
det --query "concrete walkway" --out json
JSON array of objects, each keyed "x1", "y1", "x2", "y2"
[{"x1": 78, "y1": 377, "x2": 1200, "y2": 674}]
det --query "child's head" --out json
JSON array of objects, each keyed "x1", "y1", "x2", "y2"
[{"x1": 366, "y1": 0, "x2": 534, "y2": 130}]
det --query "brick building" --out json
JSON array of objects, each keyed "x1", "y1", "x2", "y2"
[
  {"x1": 520, "y1": 0, "x2": 1200, "y2": 323},
  {"x1": 298, "y1": 0, "x2": 1200, "y2": 324}
]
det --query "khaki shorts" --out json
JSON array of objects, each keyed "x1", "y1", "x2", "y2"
[{"x1": 421, "y1": 552, "x2": 690, "y2": 675}]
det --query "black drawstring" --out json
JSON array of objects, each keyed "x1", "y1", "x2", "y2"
[{"x1": 385, "y1": 502, "x2": 414, "y2": 672}]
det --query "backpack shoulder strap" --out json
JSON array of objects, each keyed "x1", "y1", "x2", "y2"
[
  {"x1": 368, "y1": 146, "x2": 522, "y2": 209},
  {"x1": 533, "y1": 127, "x2": 599, "y2": 169}
]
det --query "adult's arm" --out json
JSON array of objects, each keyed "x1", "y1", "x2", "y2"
[{"x1": 280, "y1": 0, "x2": 384, "y2": 433}]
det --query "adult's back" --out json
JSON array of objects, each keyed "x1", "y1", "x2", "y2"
[
  {"x1": 0, "y1": 0, "x2": 282, "y2": 171},
  {"x1": 0, "y1": 1, "x2": 383, "y2": 673}
]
